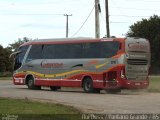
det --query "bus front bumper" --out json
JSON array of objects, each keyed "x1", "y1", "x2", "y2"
[{"x1": 13, "y1": 77, "x2": 25, "y2": 85}]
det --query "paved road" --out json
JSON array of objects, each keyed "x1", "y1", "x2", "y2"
[{"x1": 0, "y1": 80, "x2": 160, "y2": 114}]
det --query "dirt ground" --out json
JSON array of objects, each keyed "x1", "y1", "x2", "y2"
[{"x1": 0, "y1": 80, "x2": 160, "y2": 114}]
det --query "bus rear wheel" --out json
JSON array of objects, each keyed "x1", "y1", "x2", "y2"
[
  {"x1": 83, "y1": 78, "x2": 95, "y2": 93},
  {"x1": 50, "y1": 86, "x2": 61, "y2": 91},
  {"x1": 94, "y1": 88, "x2": 101, "y2": 93},
  {"x1": 27, "y1": 76, "x2": 41, "y2": 90},
  {"x1": 106, "y1": 89, "x2": 121, "y2": 94}
]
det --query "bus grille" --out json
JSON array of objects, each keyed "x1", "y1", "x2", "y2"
[{"x1": 127, "y1": 59, "x2": 148, "y2": 65}]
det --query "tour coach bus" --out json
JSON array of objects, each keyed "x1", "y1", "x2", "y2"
[{"x1": 11, "y1": 37, "x2": 150, "y2": 93}]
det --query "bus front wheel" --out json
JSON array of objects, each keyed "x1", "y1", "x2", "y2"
[{"x1": 27, "y1": 76, "x2": 41, "y2": 90}]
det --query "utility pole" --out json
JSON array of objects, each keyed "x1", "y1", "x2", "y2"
[
  {"x1": 64, "y1": 14, "x2": 72, "y2": 38},
  {"x1": 105, "y1": 0, "x2": 110, "y2": 38},
  {"x1": 95, "y1": 0, "x2": 100, "y2": 38}
]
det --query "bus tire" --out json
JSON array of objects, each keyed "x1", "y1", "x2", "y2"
[
  {"x1": 94, "y1": 88, "x2": 101, "y2": 93},
  {"x1": 106, "y1": 89, "x2": 121, "y2": 94},
  {"x1": 27, "y1": 76, "x2": 41, "y2": 90},
  {"x1": 83, "y1": 78, "x2": 94, "y2": 93},
  {"x1": 50, "y1": 86, "x2": 61, "y2": 91}
]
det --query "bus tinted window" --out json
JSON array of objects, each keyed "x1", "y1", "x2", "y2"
[
  {"x1": 26, "y1": 45, "x2": 42, "y2": 61},
  {"x1": 27, "y1": 41, "x2": 119, "y2": 60},
  {"x1": 42, "y1": 45, "x2": 54, "y2": 59},
  {"x1": 42, "y1": 44, "x2": 83, "y2": 59},
  {"x1": 54, "y1": 44, "x2": 82, "y2": 59},
  {"x1": 84, "y1": 41, "x2": 119, "y2": 58},
  {"x1": 51, "y1": 42, "x2": 119, "y2": 59},
  {"x1": 101, "y1": 41, "x2": 120, "y2": 58},
  {"x1": 14, "y1": 45, "x2": 29, "y2": 70},
  {"x1": 53, "y1": 44, "x2": 69, "y2": 59}
]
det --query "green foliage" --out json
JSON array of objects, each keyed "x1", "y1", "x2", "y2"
[
  {"x1": 9, "y1": 37, "x2": 31, "y2": 52},
  {"x1": 0, "y1": 98, "x2": 81, "y2": 120},
  {"x1": 0, "y1": 77, "x2": 12, "y2": 80},
  {"x1": 0, "y1": 98, "x2": 80, "y2": 114},
  {"x1": 0, "y1": 45, "x2": 12, "y2": 72},
  {"x1": 147, "y1": 76, "x2": 160, "y2": 92},
  {"x1": 0, "y1": 37, "x2": 32, "y2": 74},
  {"x1": 127, "y1": 15, "x2": 160, "y2": 74}
]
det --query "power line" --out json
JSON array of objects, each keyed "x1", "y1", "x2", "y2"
[
  {"x1": 110, "y1": 15, "x2": 150, "y2": 18},
  {"x1": 71, "y1": 5, "x2": 95, "y2": 37},
  {"x1": 110, "y1": 22, "x2": 131, "y2": 23},
  {"x1": 112, "y1": 7, "x2": 160, "y2": 11},
  {"x1": 100, "y1": 13, "x2": 131, "y2": 24},
  {"x1": 111, "y1": 0, "x2": 132, "y2": 23},
  {"x1": 111, "y1": 7, "x2": 160, "y2": 12},
  {"x1": 126, "y1": 0, "x2": 160, "y2": 2},
  {"x1": 0, "y1": 13, "x2": 64, "y2": 16}
]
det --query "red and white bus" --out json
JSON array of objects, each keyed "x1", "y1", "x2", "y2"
[{"x1": 11, "y1": 37, "x2": 150, "y2": 93}]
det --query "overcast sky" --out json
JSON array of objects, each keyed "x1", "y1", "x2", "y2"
[{"x1": 0, "y1": 0, "x2": 160, "y2": 47}]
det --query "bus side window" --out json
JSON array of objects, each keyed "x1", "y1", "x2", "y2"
[
  {"x1": 26, "y1": 45, "x2": 42, "y2": 62},
  {"x1": 42, "y1": 45, "x2": 55, "y2": 59},
  {"x1": 53, "y1": 44, "x2": 68, "y2": 59},
  {"x1": 68, "y1": 44, "x2": 83, "y2": 58},
  {"x1": 83, "y1": 43, "x2": 92, "y2": 58},
  {"x1": 102, "y1": 42, "x2": 120, "y2": 58}
]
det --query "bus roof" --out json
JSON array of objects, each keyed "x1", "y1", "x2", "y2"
[{"x1": 20, "y1": 37, "x2": 125, "y2": 47}]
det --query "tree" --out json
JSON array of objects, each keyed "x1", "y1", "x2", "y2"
[
  {"x1": 0, "y1": 37, "x2": 32, "y2": 76},
  {"x1": 0, "y1": 45, "x2": 6, "y2": 72},
  {"x1": 127, "y1": 15, "x2": 160, "y2": 74},
  {"x1": 0, "y1": 45, "x2": 13, "y2": 73},
  {"x1": 7, "y1": 37, "x2": 32, "y2": 71},
  {"x1": 9, "y1": 37, "x2": 31, "y2": 52},
  {"x1": 4, "y1": 47, "x2": 13, "y2": 72}
]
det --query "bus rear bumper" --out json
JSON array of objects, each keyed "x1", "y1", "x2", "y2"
[
  {"x1": 120, "y1": 80, "x2": 149, "y2": 89},
  {"x1": 100, "y1": 80, "x2": 149, "y2": 90}
]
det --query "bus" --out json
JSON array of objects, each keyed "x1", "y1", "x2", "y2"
[{"x1": 11, "y1": 37, "x2": 150, "y2": 93}]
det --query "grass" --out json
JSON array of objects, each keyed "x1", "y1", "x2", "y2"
[
  {"x1": 0, "y1": 97, "x2": 81, "y2": 120},
  {"x1": 147, "y1": 76, "x2": 160, "y2": 93},
  {"x1": 0, "y1": 77, "x2": 12, "y2": 80}
]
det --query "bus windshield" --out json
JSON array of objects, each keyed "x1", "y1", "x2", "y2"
[{"x1": 14, "y1": 46, "x2": 29, "y2": 70}]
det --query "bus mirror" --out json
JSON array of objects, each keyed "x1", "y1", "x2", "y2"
[{"x1": 9, "y1": 51, "x2": 21, "y2": 61}]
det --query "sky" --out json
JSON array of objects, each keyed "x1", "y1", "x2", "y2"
[{"x1": 0, "y1": 0, "x2": 160, "y2": 47}]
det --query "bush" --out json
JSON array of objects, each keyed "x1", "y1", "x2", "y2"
[{"x1": 0, "y1": 72, "x2": 12, "y2": 77}]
